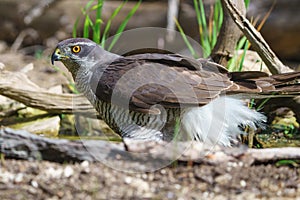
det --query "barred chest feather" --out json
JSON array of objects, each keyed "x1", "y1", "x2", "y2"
[
  {"x1": 76, "y1": 78, "x2": 180, "y2": 140},
  {"x1": 93, "y1": 99, "x2": 181, "y2": 141}
]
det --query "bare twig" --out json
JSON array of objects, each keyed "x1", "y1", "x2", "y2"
[
  {"x1": 10, "y1": 29, "x2": 39, "y2": 52},
  {"x1": 24, "y1": 0, "x2": 57, "y2": 25},
  {"x1": 167, "y1": 0, "x2": 180, "y2": 41}
]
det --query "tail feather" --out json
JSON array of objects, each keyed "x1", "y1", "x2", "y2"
[{"x1": 228, "y1": 71, "x2": 300, "y2": 97}]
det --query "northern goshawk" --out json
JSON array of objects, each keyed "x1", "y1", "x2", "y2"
[{"x1": 51, "y1": 38, "x2": 300, "y2": 146}]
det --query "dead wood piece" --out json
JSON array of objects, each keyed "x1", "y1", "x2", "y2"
[
  {"x1": 24, "y1": 0, "x2": 57, "y2": 25},
  {"x1": 10, "y1": 29, "x2": 39, "y2": 52},
  {"x1": 2, "y1": 128, "x2": 300, "y2": 166},
  {"x1": 125, "y1": 139, "x2": 300, "y2": 166},
  {"x1": 124, "y1": 138, "x2": 236, "y2": 165},
  {"x1": 211, "y1": 0, "x2": 246, "y2": 67},
  {"x1": 0, "y1": 128, "x2": 124, "y2": 162},
  {"x1": 166, "y1": 0, "x2": 180, "y2": 41},
  {"x1": 222, "y1": 0, "x2": 292, "y2": 74},
  {"x1": 246, "y1": 148, "x2": 300, "y2": 163},
  {"x1": 0, "y1": 128, "x2": 175, "y2": 172},
  {"x1": 0, "y1": 70, "x2": 96, "y2": 116}
]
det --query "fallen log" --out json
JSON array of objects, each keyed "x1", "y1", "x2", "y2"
[
  {"x1": 1, "y1": 128, "x2": 300, "y2": 169},
  {"x1": 0, "y1": 128, "x2": 124, "y2": 162}
]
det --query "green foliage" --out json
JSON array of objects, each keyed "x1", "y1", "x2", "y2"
[
  {"x1": 272, "y1": 124, "x2": 299, "y2": 137},
  {"x1": 227, "y1": 37, "x2": 249, "y2": 72},
  {"x1": 177, "y1": 0, "x2": 253, "y2": 71},
  {"x1": 173, "y1": 117, "x2": 182, "y2": 141},
  {"x1": 106, "y1": 0, "x2": 141, "y2": 51},
  {"x1": 0, "y1": 153, "x2": 5, "y2": 163},
  {"x1": 193, "y1": 0, "x2": 223, "y2": 58},
  {"x1": 72, "y1": 0, "x2": 104, "y2": 43},
  {"x1": 275, "y1": 160, "x2": 299, "y2": 167},
  {"x1": 73, "y1": 0, "x2": 141, "y2": 50},
  {"x1": 244, "y1": 0, "x2": 250, "y2": 8},
  {"x1": 256, "y1": 97, "x2": 270, "y2": 111},
  {"x1": 34, "y1": 49, "x2": 44, "y2": 59}
]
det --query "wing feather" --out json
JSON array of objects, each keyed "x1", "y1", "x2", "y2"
[{"x1": 90, "y1": 54, "x2": 233, "y2": 114}]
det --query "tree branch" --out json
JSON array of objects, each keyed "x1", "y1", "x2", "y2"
[{"x1": 221, "y1": 0, "x2": 292, "y2": 74}]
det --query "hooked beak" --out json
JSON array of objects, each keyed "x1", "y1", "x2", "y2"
[
  {"x1": 51, "y1": 48, "x2": 68, "y2": 65},
  {"x1": 51, "y1": 48, "x2": 60, "y2": 65}
]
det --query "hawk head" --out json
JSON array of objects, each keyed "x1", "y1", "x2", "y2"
[{"x1": 51, "y1": 38, "x2": 113, "y2": 76}]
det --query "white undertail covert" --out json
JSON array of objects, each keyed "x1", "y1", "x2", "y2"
[{"x1": 181, "y1": 96, "x2": 266, "y2": 146}]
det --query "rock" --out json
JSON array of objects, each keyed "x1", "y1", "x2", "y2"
[
  {"x1": 10, "y1": 115, "x2": 61, "y2": 137},
  {"x1": 0, "y1": 171, "x2": 15, "y2": 184},
  {"x1": 0, "y1": 63, "x2": 5, "y2": 70},
  {"x1": 231, "y1": 50, "x2": 270, "y2": 73},
  {"x1": 44, "y1": 167, "x2": 64, "y2": 179},
  {"x1": 215, "y1": 174, "x2": 232, "y2": 185},
  {"x1": 63, "y1": 166, "x2": 74, "y2": 178},
  {"x1": 31, "y1": 180, "x2": 39, "y2": 188},
  {"x1": 0, "y1": 41, "x2": 7, "y2": 53},
  {"x1": 80, "y1": 161, "x2": 90, "y2": 174},
  {"x1": 240, "y1": 179, "x2": 247, "y2": 187}
]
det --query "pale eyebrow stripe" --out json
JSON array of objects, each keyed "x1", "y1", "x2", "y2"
[{"x1": 70, "y1": 42, "x2": 95, "y2": 46}]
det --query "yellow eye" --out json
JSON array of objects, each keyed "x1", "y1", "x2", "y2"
[{"x1": 72, "y1": 45, "x2": 81, "y2": 53}]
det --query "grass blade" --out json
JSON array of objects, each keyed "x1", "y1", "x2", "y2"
[
  {"x1": 174, "y1": 18, "x2": 197, "y2": 58},
  {"x1": 199, "y1": 0, "x2": 208, "y2": 33},
  {"x1": 83, "y1": 15, "x2": 90, "y2": 38},
  {"x1": 83, "y1": 15, "x2": 94, "y2": 38},
  {"x1": 85, "y1": 0, "x2": 95, "y2": 11},
  {"x1": 238, "y1": 40, "x2": 249, "y2": 71},
  {"x1": 244, "y1": 0, "x2": 250, "y2": 8},
  {"x1": 256, "y1": 97, "x2": 270, "y2": 111},
  {"x1": 108, "y1": 0, "x2": 141, "y2": 51},
  {"x1": 101, "y1": 1, "x2": 126, "y2": 48},
  {"x1": 92, "y1": 0, "x2": 104, "y2": 43}
]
